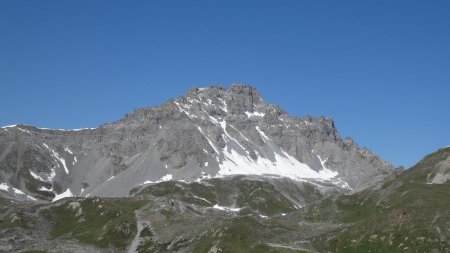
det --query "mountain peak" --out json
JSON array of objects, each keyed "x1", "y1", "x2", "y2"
[
  {"x1": 0, "y1": 83, "x2": 394, "y2": 202},
  {"x1": 188, "y1": 83, "x2": 258, "y2": 93},
  {"x1": 177, "y1": 84, "x2": 265, "y2": 117},
  {"x1": 185, "y1": 83, "x2": 260, "y2": 99}
]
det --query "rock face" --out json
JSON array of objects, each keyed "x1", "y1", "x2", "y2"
[{"x1": 0, "y1": 84, "x2": 393, "y2": 201}]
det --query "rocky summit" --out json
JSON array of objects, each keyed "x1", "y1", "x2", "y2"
[{"x1": 1, "y1": 84, "x2": 448, "y2": 253}]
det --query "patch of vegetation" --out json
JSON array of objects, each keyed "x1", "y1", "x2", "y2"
[
  {"x1": 136, "y1": 224, "x2": 190, "y2": 253},
  {"x1": 335, "y1": 193, "x2": 380, "y2": 223},
  {"x1": 0, "y1": 209, "x2": 33, "y2": 229},
  {"x1": 42, "y1": 197, "x2": 145, "y2": 250},
  {"x1": 181, "y1": 196, "x2": 213, "y2": 206},
  {"x1": 236, "y1": 180, "x2": 295, "y2": 215},
  {"x1": 294, "y1": 196, "x2": 338, "y2": 222},
  {"x1": 194, "y1": 216, "x2": 264, "y2": 253},
  {"x1": 193, "y1": 215, "x2": 310, "y2": 253},
  {"x1": 190, "y1": 182, "x2": 217, "y2": 203},
  {"x1": 326, "y1": 183, "x2": 449, "y2": 251},
  {"x1": 134, "y1": 181, "x2": 184, "y2": 197}
]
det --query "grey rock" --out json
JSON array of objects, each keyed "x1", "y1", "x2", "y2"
[{"x1": 0, "y1": 84, "x2": 394, "y2": 202}]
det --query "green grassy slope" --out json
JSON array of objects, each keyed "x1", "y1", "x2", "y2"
[
  {"x1": 42, "y1": 197, "x2": 146, "y2": 250},
  {"x1": 319, "y1": 147, "x2": 450, "y2": 253}
]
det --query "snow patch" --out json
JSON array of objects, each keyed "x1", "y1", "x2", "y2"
[
  {"x1": 69, "y1": 128, "x2": 96, "y2": 131},
  {"x1": 192, "y1": 195, "x2": 212, "y2": 204},
  {"x1": 218, "y1": 98, "x2": 228, "y2": 112},
  {"x1": 30, "y1": 171, "x2": 47, "y2": 182},
  {"x1": 160, "y1": 174, "x2": 173, "y2": 181},
  {"x1": 229, "y1": 124, "x2": 251, "y2": 142},
  {"x1": 255, "y1": 126, "x2": 270, "y2": 141},
  {"x1": 197, "y1": 126, "x2": 220, "y2": 154},
  {"x1": 220, "y1": 121, "x2": 248, "y2": 152},
  {"x1": 0, "y1": 183, "x2": 36, "y2": 200},
  {"x1": 0, "y1": 183, "x2": 9, "y2": 191},
  {"x1": 53, "y1": 188, "x2": 73, "y2": 202},
  {"x1": 208, "y1": 115, "x2": 220, "y2": 125},
  {"x1": 316, "y1": 154, "x2": 339, "y2": 178},
  {"x1": 141, "y1": 174, "x2": 173, "y2": 185},
  {"x1": 43, "y1": 143, "x2": 69, "y2": 174},
  {"x1": 1, "y1": 124, "x2": 94, "y2": 131},
  {"x1": 245, "y1": 111, "x2": 265, "y2": 118},
  {"x1": 12, "y1": 187, "x2": 36, "y2": 200},
  {"x1": 38, "y1": 127, "x2": 95, "y2": 131},
  {"x1": 56, "y1": 155, "x2": 69, "y2": 174},
  {"x1": 38, "y1": 186, "x2": 52, "y2": 191},
  {"x1": 174, "y1": 101, "x2": 195, "y2": 119},
  {"x1": 196, "y1": 172, "x2": 213, "y2": 182},
  {"x1": 1, "y1": 124, "x2": 17, "y2": 128},
  {"x1": 16, "y1": 127, "x2": 31, "y2": 134},
  {"x1": 217, "y1": 125, "x2": 340, "y2": 184},
  {"x1": 314, "y1": 151, "x2": 352, "y2": 190},
  {"x1": 64, "y1": 147, "x2": 73, "y2": 155},
  {"x1": 212, "y1": 204, "x2": 241, "y2": 212}
]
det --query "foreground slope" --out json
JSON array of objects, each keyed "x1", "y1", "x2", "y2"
[
  {"x1": 0, "y1": 147, "x2": 447, "y2": 252},
  {"x1": 0, "y1": 85, "x2": 393, "y2": 201},
  {"x1": 306, "y1": 146, "x2": 450, "y2": 253},
  {"x1": 0, "y1": 176, "x2": 340, "y2": 252}
]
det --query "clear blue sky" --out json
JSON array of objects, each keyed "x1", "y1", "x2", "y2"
[{"x1": 1, "y1": 1, "x2": 449, "y2": 168}]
